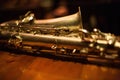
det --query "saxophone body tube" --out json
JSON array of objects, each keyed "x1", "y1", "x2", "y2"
[{"x1": 0, "y1": 30, "x2": 120, "y2": 60}]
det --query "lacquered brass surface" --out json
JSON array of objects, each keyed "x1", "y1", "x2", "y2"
[{"x1": 0, "y1": 8, "x2": 120, "y2": 61}]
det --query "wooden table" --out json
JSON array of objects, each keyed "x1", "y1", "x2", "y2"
[{"x1": 0, "y1": 50, "x2": 120, "y2": 80}]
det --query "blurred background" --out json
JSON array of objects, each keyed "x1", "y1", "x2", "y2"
[{"x1": 0, "y1": 0, "x2": 120, "y2": 35}]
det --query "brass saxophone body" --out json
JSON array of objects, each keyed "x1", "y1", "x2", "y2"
[{"x1": 0, "y1": 10, "x2": 120, "y2": 60}]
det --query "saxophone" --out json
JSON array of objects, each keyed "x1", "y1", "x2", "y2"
[{"x1": 0, "y1": 8, "x2": 120, "y2": 62}]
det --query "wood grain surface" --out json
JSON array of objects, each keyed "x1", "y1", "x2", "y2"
[{"x1": 0, "y1": 51, "x2": 120, "y2": 80}]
